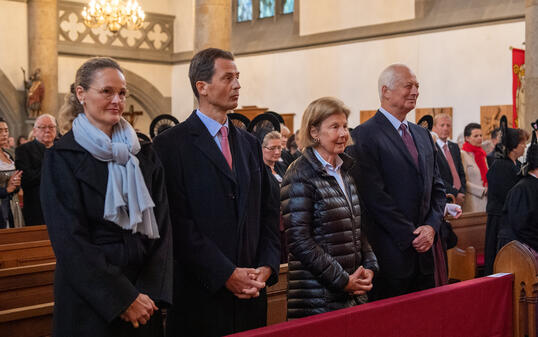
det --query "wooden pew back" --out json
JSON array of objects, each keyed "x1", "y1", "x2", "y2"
[
  {"x1": 448, "y1": 211, "x2": 487, "y2": 257},
  {"x1": 447, "y1": 246, "x2": 476, "y2": 282},
  {"x1": 0, "y1": 225, "x2": 49, "y2": 245},
  {"x1": 0, "y1": 240, "x2": 55, "y2": 269},
  {"x1": 0, "y1": 262, "x2": 55, "y2": 310},
  {"x1": 494, "y1": 240, "x2": 538, "y2": 337},
  {"x1": 267, "y1": 263, "x2": 288, "y2": 325}
]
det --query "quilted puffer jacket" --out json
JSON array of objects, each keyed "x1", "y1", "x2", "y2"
[{"x1": 281, "y1": 147, "x2": 378, "y2": 319}]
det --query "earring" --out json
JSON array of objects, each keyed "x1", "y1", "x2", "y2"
[{"x1": 314, "y1": 137, "x2": 320, "y2": 143}]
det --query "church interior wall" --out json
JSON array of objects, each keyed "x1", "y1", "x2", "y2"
[
  {"x1": 299, "y1": 0, "x2": 416, "y2": 36},
  {"x1": 216, "y1": 20, "x2": 523, "y2": 139},
  {"x1": 0, "y1": 0, "x2": 28, "y2": 91}
]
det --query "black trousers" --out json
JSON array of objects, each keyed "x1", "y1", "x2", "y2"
[{"x1": 370, "y1": 259, "x2": 435, "y2": 301}]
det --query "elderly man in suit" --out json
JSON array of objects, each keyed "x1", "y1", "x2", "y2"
[
  {"x1": 348, "y1": 64, "x2": 446, "y2": 300},
  {"x1": 15, "y1": 113, "x2": 57, "y2": 226},
  {"x1": 432, "y1": 113, "x2": 467, "y2": 205},
  {"x1": 153, "y1": 48, "x2": 280, "y2": 337}
]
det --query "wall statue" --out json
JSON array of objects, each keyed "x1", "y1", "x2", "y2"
[{"x1": 21, "y1": 68, "x2": 44, "y2": 118}]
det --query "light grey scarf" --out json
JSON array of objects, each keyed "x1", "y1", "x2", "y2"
[{"x1": 72, "y1": 113, "x2": 159, "y2": 238}]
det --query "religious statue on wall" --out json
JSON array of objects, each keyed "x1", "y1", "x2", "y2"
[{"x1": 21, "y1": 68, "x2": 44, "y2": 118}]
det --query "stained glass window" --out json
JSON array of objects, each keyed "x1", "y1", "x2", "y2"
[
  {"x1": 259, "y1": 0, "x2": 275, "y2": 19},
  {"x1": 237, "y1": 0, "x2": 253, "y2": 22},
  {"x1": 282, "y1": 0, "x2": 294, "y2": 14}
]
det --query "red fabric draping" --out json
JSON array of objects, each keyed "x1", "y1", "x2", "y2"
[
  {"x1": 231, "y1": 274, "x2": 513, "y2": 337},
  {"x1": 512, "y1": 48, "x2": 525, "y2": 128},
  {"x1": 462, "y1": 141, "x2": 488, "y2": 186}
]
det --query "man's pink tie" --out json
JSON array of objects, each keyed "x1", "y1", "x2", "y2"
[
  {"x1": 219, "y1": 126, "x2": 233, "y2": 169},
  {"x1": 443, "y1": 144, "x2": 461, "y2": 190}
]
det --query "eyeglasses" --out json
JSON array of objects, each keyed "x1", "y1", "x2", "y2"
[
  {"x1": 35, "y1": 125, "x2": 56, "y2": 131},
  {"x1": 88, "y1": 86, "x2": 130, "y2": 101},
  {"x1": 264, "y1": 145, "x2": 282, "y2": 152}
]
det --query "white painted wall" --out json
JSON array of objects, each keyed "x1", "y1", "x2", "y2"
[
  {"x1": 58, "y1": 56, "x2": 172, "y2": 97},
  {"x1": 179, "y1": 21, "x2": 521, "y2": 140},
  {"x1": 0, "y1": 0, "x2": 28, "y2": 90},
  {"x1": 172, "y1": 0, "x2": 194, "y2": 53},
  {"x1": 300, "y1": 0, "x2": 415, "y2": 36}
]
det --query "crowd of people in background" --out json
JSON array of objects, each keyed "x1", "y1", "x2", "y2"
[{"x1": 0, "y1": 48, "x2": 536, "y2": 337}]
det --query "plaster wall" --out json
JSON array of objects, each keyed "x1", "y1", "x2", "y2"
[
  {"x1": 58, "y1": 56, "x2": 172, "y2": 97},
  {"x1": 300, "y1": 0, "x2": 415, "y2": 36},
  {"x1": 170, "y1": 21, "x2": 524, "y2": 140},
  {"x1": 0, "y1": 0, "x2": 28, "y2": 90},
  {"x1": 172, "y1": 0, "x2": 194, "y2": 53}
]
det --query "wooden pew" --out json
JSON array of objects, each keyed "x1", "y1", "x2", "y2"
[
  {"x1": 0, "y1": 302, "x2": 54, "y2": 337},
  {"x1": 447, "y1": 246, "x2": 476, "y2": 282},
  {"x1": 0, "y1": 240, "x2": 55, "y2": 269},
  {"x1": 267, "y1": 263, "x2": 288, "y2": 325},
  {"x1": 494, "y1": 241, "x2": 538, "y2": 337},
  {"x1": 0, "y1": 225, "x2": 49, "y2": 245},
  {"x1": 0, "y1": 262, "x2": 55, "y2": 310},
  {"x1": 448, "y1": 211, "x2": 487, "y2": 271}
]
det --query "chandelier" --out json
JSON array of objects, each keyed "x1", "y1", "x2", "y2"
[{"x1": 82, "y1": 0, "x2": 145, "y2": 33}]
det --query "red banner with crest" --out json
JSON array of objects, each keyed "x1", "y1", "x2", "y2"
[{"x1": 512, "y1": 48, "x2": 525, "y2": 128}]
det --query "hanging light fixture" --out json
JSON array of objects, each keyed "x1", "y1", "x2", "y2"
[{"x1": 81, "y1": 0, "x2": 145, "y2": 33}]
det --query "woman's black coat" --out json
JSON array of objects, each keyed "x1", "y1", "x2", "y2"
[
  {"x1": 41, "y1": 131, "x2": 173, "y2": 337},
  {"x1": 281, "y1": 147, "x2": 378, "y2": 319}
]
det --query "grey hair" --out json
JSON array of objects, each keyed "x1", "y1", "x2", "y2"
[
  {"x1": 34, "y1": 114, "x2": 57, "y2": 126},
  {"x1": 377, "y1": 63, "x2": 414, "y2": 101}
]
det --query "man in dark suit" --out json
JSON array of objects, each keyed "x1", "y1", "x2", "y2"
[
  {"x1": 15, "y1": 114, "x2": 57, "y2": 226},
  {"x1": 153, "y1": 48, "x2": 280, "y2": 337},
  {"x1": 432, "y1": 113, "x2": 466, "y2": 205},
  {"x1": 348, "y1": 64, "x2": 446, "y2": 300}
]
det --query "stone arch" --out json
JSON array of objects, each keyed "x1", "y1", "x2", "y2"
[
  {"x1": 123, "y1": 69, "x2": 171, "y2": 121},
  {"x1": 0, "y1": 68, "x2": 26, "y2": 138}
]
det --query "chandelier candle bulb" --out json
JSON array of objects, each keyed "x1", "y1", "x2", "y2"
[{"x1": 81, "y1": 0, "x2": 145, "y2": 33}]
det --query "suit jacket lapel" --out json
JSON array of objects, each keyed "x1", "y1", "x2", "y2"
[
  {"x1": 374, "y1": 111, "x2": 420, "y2": 172},
  {"x1": 74, "y1": 154, "x2": 108, "y2": 198},
  {"x1": 229, "y1": 124, "x2": 250, "y2": 226},
  {"x1": 188, "y1": 112, "x2": 237, "y2": 184}
]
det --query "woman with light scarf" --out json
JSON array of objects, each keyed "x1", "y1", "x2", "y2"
[{"x1": 41, "y1": 57, "x2": 172, "y2": 337}]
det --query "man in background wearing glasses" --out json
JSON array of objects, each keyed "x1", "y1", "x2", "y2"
[{"x1": 15, "y1": 114, "x2": 57, "y2": 226}]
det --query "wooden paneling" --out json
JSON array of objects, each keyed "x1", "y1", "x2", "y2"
[
  {"x1": 360, "y1": 110, "x2": 377, "y2": 124},
  {"x1": 0, "y1": 302, "x2": 53, "y2": 337},
  {"x1": 0, "y1": 240, "x2": 55, "y2": 269},
  {"x1": 0, "y1": 262, "x2": 55, "y2": 310},
  {"x1": 480, "y1": 105, "x2": 513, "y2": 139},
  {"x1": 448, "y1": 211, "x2": 487, "y2": 257},
  {"x1": 494, "y1": 241, "x2": 538, "y2": 337},
  {"x1": 267, "y1": 264, "x2": 288, "y2": 325},
  {"x1": 0, "y1": 226, "x2": 49, "y2": 245},
  {"x1": 415, "y1": 107, "x2": 453, "y2": 138}
]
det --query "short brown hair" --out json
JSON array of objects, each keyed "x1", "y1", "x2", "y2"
[
  {"x1": 299, "y1": 97, "x2": 352, "y2": 149},
  {"x1": 189, "y1": 48, "x2": 234, "y2": 99}
]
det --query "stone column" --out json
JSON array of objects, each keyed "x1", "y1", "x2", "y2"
[
  {"x1": 194, "y1": 0, "x2": 232, "y2": 52},
  {"x1": 525, "y1": 0, "x2": 538, "y2": 132},
  {"x1": 27, "y1": 0, "x2": 58, "y2": 118}
]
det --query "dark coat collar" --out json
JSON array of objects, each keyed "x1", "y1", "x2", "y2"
[{"x1": 53, "y1": 130, "x2": 108, "y2": 197}]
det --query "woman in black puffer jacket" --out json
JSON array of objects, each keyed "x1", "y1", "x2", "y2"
[{"x1": 281, "y1": 97, "x2": 378, "y2": 320}]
